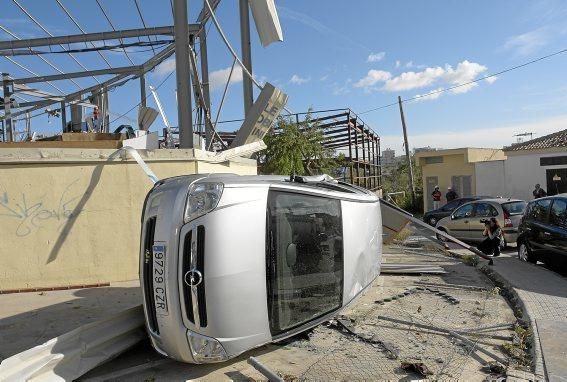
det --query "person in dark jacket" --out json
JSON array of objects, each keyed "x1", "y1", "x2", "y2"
[
  {"x1": 446, "y1": 187, "x2": 458, "y2": 202},
  {"x1": 477, "y1": 217, "x2": 502, "y2": 256},
  {"x1": 533, "y1": 184, "x2": 547, "y2": 199}
]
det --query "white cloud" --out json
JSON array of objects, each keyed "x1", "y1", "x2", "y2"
[
  {"x1": 413, "y1": 87, "x2": 444, "y2": 101},
  {"x1": 485, "y1": 75, "x2": 499, "y2": 84},
  {"x1": 395, "y1": 60, "x2": 401, "y2": 68},
  {"x1": 504, "y1": 28, "x2": 549, "y2": 55},
  {"x1": 380, "y1": 115, "x2": 567, "y2": 154},
  {"x1": 367, "y1": 52, "x2": 386, "y2": 62},
  {"x1": 353, "y1": 70, "x2": 392, "y2": 89},
  {"x1": 290, "y1": 74, "x2": 310, "y2": 85},
  {"x1": 153, "y1": 57, "x2": 176, "y2": 77},
  {"x1": 209, "y1": 65, "x2": 243, "y2": 91},
  {"x1": 354, "y1": 60, "x2": 491, "y2": 98},
  {"x1": 320, "y1": 75, "x2": 329, "y2": 81},
  {"x1": 383, "y1": 66, "x2": 445, "y2": 91},
  {"x1": 405, "y1": 61, "x2": 414, "y2": 68}
]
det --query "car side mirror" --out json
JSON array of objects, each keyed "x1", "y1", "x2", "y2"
[{"x1": 451, "y1": 214, "x2": 455, "y2": 220}]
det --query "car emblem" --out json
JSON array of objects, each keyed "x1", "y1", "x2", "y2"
[{"x1": 184, "y1": 269, "x2": 203, "y2": 287}]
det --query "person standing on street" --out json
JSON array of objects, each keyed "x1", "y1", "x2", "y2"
[
  {"x1": 533, "y1": 184, "x2": 547, "y2": 199},
  {"x1": 432, "y1": 186, "x2": 442, "y2": 210},
  {"x1": 446, "y1": 186, "x2": 458, "y2": 202}
]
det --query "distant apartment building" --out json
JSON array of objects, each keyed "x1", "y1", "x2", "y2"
[{"x1": 381, "y1": 148, "x2": 396, "y2": 165}]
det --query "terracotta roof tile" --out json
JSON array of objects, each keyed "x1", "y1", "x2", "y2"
[{"x1": 504, "y1": 129, "x2": 567, "y2": 151}]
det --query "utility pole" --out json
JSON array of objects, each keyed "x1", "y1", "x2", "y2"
[
  {"x1": 173, "y1": 0, "x2": 194, "y2": 148},
  {"x1": 239, "y1": 0, "x2": 253, "y2": 116},
  {"x1": 398, "y1": 96, "x2": 416, "y2": 206}
]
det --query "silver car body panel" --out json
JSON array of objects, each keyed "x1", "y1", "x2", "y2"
[
  {"x1": 139, "y1": 174, "x2": 382, "y2": 363},
  {"x1": 436, "y1": 198, "x2": 525, "y2": 243}
]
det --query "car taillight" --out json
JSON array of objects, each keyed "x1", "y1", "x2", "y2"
[{"x1": 503, "y1": 210, "x2": 513, "y2": 227}]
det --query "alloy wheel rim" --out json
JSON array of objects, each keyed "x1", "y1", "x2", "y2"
[{"x1": 519, "y1": 244, "x2": 527, "y2": 261}]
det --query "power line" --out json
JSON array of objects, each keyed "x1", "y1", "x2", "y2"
[
  {"x1": 133, "y1": 0, "x2": 156, "y2": 55},
  {"x1": 359, "y1": 47, "x2": 567, "y2": 115},
  {"x1": 11, "y1": 0, "x2": 101, "y2": 84},
  {"x1": 54, "y1": 0, "x2": 114, "y2": 69},
  {"x1": 95, "y1": 0, "x2": 136, "y2": 66},
  {"x1": 3, "y1": 56, "x2": 65, "y2": 94},
  {"x1": 0, "y1": 25, "x2": 82, "y2": 89},
  {"x1": 6, "y1": 40, "x2": 173, "y2": 55}
]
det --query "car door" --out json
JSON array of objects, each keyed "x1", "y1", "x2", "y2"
[
  {"x1": 469, "y1": 202, "x2": 499, "y2": 242},
  {"x1": 447, "y1": 203, "x2": 474, "y2": 240},
  {"x1": 545, "y1": 198, "x2": 567, "y2": 266},
  {"x1": 529, "y1": 199, "x2": 553, "y2": 257}
]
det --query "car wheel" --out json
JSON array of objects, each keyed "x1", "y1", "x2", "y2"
[
  {"x1": 518, "y1": 242, "x2": 536, "y2": 264},
  {"x1": 429, "y1": 217, "x2": 437, "y2": 226},
  {"x1": 436, "y1": 228, "x2": 448, "y2": 242}
]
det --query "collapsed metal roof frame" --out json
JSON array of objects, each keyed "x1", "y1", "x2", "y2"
[
  {"x1": 0, "y1": 0, "x2": 225, "y2": 146},
  {"x1": 208, "y1": 108, "x2": 382, "y2": 191}
]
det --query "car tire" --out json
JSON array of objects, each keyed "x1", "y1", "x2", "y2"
[
  {"x1": 429, "y1": 217, "x2": 437, "y2": 226},
  {"x1": 518, "y1": 242, "x2": 536, "y2": 264},
  {"x1": 436, "y1": 228, "x2": 448, "y2": 242}
]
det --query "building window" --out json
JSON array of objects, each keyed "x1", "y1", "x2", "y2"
[
  {"x1": 540, "y1": 156, "x2": 567, "y2": 166},
  {"x1": 451, "y1": 175, "x2": 472, "y2": 197},
  {"x1": 425, "y1": 156, "x2": 444, "y2": 164}
]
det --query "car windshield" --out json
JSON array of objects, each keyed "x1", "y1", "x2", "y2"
[
  {"x1": 502, "y1": 201, "x2": 527, "y2": 215},
  {"x1": 266, "y1": 191, "x2": 344, "y2": 335}
]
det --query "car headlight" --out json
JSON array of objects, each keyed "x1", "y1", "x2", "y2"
[
  {"x1": 187, "y1": 330, "x2": 228, "y2": 363},
  {"x1": 184, "y1": 182, "x2": 223, "y2": 223}
]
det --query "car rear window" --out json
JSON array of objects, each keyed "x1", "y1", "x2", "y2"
[{"x1": 502, "y1": 201, "x2": 527, "y2": 215}]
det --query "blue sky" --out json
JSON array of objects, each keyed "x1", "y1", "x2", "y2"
[{"x1": 2, "y1": 0, "x2": 567, "y2": 153}]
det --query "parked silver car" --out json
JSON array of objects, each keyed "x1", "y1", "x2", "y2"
[
  {"x1": 140, "y1": 174, "x2": 382, "y2": 363},
  {"x1": 436, "y1": 198, "x2": 527, "y2": 245}
]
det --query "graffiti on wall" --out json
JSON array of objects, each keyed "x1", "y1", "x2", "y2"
[{"x1": 0, "y1": 179, "x2": 81, "y2": 237}]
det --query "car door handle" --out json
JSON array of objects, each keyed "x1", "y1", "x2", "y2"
[{"x1": 543, "y1": 232, "x2": 551, "y2": 236}]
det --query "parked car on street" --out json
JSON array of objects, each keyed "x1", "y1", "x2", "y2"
[
  {"x1": 140, "y1": 174, "x2": 382, "y2": 363},
  {"x1": 435, "y1": 198, "x2": 527, "y2": 246},
  {"x1": 423, "y1": 196, "x2": 492, "y2": 226},
  {"x1": 517, "y1": 194, "x2": 567, "y2": 268}
]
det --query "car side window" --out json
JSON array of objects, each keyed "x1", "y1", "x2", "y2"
[
  {"x1": 453, "y1": 204, "x2": 473, "y2": 219},
  {"x1": 531, "y1": 199, "x2": 552, "y2": 223},
  {"x1": 549, "y1": 199, "x2": 567, "y2": 228},
  {"x1": 442, "y1": 200, "x2": 459, "y2": 211},
  {"x1": 474, "y1": 203, "x2": 498, "y2": 217}
]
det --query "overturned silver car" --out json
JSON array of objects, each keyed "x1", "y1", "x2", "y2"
[{"x1": 140, "y1": 174, "x2": 382, "y2": 363}]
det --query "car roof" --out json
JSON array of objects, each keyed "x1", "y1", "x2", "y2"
[
  {"x1": 528, "y1": 194, "x2": 567, "y2": 203},
  {"x1": 464, "y1": 198, "x2": 525, "y2": 205}
]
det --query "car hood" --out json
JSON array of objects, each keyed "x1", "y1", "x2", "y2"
[{"x1": 436, "y1": 216, "x2": 451, "y2": 227}]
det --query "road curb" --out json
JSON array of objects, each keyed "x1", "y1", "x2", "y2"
[{"x1": 448, "y1": 249, "x2": 546, "y2": 380}]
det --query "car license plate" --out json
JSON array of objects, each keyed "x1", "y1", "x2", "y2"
[{"x1": 152, "y1": 244, "x2": 168, "y2": 315}]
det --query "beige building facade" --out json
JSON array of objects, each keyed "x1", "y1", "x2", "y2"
[
  {"x1": 0, "y1": 148, "x2": 257, "y2": 291},
  {"x1": 415, "y1": 148, "x2": 505, "y2": 211}
]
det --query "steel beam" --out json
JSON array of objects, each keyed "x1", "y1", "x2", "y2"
[
  {"x1": 2, "y1": 73, "x2": 13, "y2": 141},
  {"x1": 140, "y1": 73, "x2": 147, "y2": 108},
  {"x1": 239, "y1": 0, "x2": 253, "y2": 115},
  {"x1": 173, "y1": 0, "x2": 194, "y2": 148},
  {"x1": 12, "y1": 65, "x2": 143, "y2": 84},
  {"x1": 199, "y1": 26, "x2": 212, "y2": 147},
  {"x1": 0, "y1": 25, "x2": 200, "y2": 51}
]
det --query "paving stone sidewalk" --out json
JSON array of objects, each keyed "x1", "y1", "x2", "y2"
[{"x1": 450, "y1": 249, "x2": 567, "y2": 381}]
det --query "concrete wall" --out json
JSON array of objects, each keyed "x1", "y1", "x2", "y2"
[
  {"x1": 0, "y1": 148, "x2": 257, "y2": 291},
  {"x1": 475, "y1": 160, "x2": 506, "y2": 197},
  {"x1": 504, "y1": 149, "x2": 567, "y2": 201}
]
